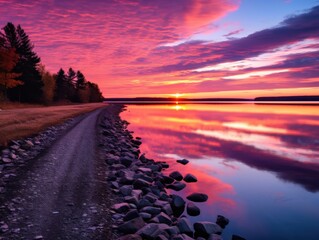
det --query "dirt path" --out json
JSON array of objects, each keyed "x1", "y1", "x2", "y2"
[{"x1": 0, "y1": 107, "x2": 114, "y2": 240}]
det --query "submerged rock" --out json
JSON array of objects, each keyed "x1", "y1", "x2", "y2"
[
  {"x1": 186, "y1": 202, "x2": 200, "y2": 216},
  {"x1": 216, "y1": 215, "x2": 229, "y2": 229},
  {"x1": 183, "y1": 174, "x2": 197, "y2": 183},
  {"x1": 186, "y1": 193, "x2": 208, "y2": 202},
  {"x1": 166, "y1": 182, "x2": 186, "y2": 191},
  {"x1": 169, "y1": 171, "x2": 183, "y2": 181},
  {"x1": 176, "y1": 159, "x2": 189, "y2": 165}
]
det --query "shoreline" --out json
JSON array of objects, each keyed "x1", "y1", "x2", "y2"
[
  {"x1": 100, "y1": 104, "x2": 244, "y2": 240},
  {"x1": 1, "y1": 104, "x2": 244, "y2": 239}
]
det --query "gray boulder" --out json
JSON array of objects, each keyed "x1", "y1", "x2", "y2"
[
  {"x1": 113, "y1": 203, "x2": 130, "y2": 213},
  {"x1": 194, "y1": 222, "x2": 222, "y2": 238},
  {"x1": 118, "y1": 216, "x2": 145, "y2": 234},
  {"x1": 137, "y1": 223, "x2": 170, "y2": 240},
  {"x1": 177, "y1": 217, "x2": 193, "y2": 237}
]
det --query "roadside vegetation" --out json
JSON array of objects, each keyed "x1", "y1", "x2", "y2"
[
  {"x1": 0, "y1": 22, "x2": 103, "y2": 105},
  {"x1": 0, "y1": 103, "x2": 106, "y2": 147}
]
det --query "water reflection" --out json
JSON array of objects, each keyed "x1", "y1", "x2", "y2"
[{"x1": 121, "y1": 103, "x2": 319, "y2": 240}]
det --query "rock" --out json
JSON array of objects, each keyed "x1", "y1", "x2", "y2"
[
  {"x1": 161, "y1": 176, "x2": 175, "y2": 184},
  {"x1": 111, "y1": 181, "x2": 120, "y2": 189},
  {"x1": 186, "y1": 202, "x2": 200, "y2": 216},
  {"x1": 177, "y1": 217, "x2": 193, "y2": 237},
  {"x1": 137, "y1": 198, "x2": 152, "y2": 209},
  {"x1": 118, "y1": 234, "x2": 142, "y2": 240},
  {"x1": 130, "y1": 190, "x2": 142, "y2": 201},
  {"x1": 194, "y1": 222, "x2": 222, "y2": 238},
  {"x1": 160, "y1": 162, "x2": 169, "y2": 168},
  {"x1": 153, "y1": 199, "x2": 168, "y2": 208},
  {"x1": 144, "y1": 193, "x2": 158, "y2": 203},
  {"x1": 232, "y1": 235, "x2": 246, "y2": 240},
  {"x1": 124, "y1": 196, "x2": 139, "y2": 205},
  {"x1": 133, "y1": 178, "x2": 151, "y2": 189},
  {"x1": 124, "y1": 210, "x2": 140, "y2": 221},
  {"x1": 166, "y1": 182, "x2": 186, "y2": 191},
  {"x1": 183, "y1": 174, "x2": 197, "y2": 183},
  {"x1": 118, "y1": 216, "x2": 145, "y2": 234},
  {"x1": 208, "y1": 234, "x2": 223, "y2": 240},
  {"x1": 152, "y1": 212, "x2": 172, "y2": 225},
  {"x1": 169, "y1": 171, "x2": 183, "y2": 181},
  {"x1": 171, "y1": 195, "x2": 185, "y2": 217},
  {"x1": 156, "y1": 235, "x2": 169, "y2": 240},
  {"x1": 34, "y1": 236, "x2": 43, "y2": 240},
  {"x1": 25, "y1": 140, "x2": 34, "y2": 147},
  {"x1": 137, "y1": 223, "x2": 170, "y2": 240},
  {"x1": 180, "y1": 233, "x2": 194, "y2": 240},
  {"x1": 216, "y1": 215, "x2": 229, "y2": 229},
  {"x1": 162, "y1": 204, "x2": 173, "y2": 216},
  {"x1": 112, "y1": 164, "x2": 126, "y2": 170},
  {"x1": 140, "y1": 206, "x2": 161, "y2": 217},
  {"x1": 137, "y1": 167, "x2": 152, "y2": 175},
  {"x1": 113, "y1": 203, "x2": 130, "y2": 213},
  {"x1": 2, "y1": 149, "x2": 10, "y2": 155},
  {"x1": 159, "y1": 192, "x2": 170, "y2": 201},
  {"x1": 186, "y1": 193, "x2": 208, "y2": 202},
  {"x1": 140, "y1": 212, "x2": 152, "y2": 221},
  {"x1": 120, "y1": 185, "x2": 133, "y2": 196},
  {"x1": 1, "y1": 157, "x2": 12, "y2": 163},
  {"x1": 165, "y1": 226, "x2": 179, "y2": 235},
  {"x1": 0, "y1": 222, "x2": 9, "y2": 233},
  {"x1": 176, "y1": 159, "x2": 189, "y2": 165},
  {"x1": 120, "y1": 157, "x2": 133, "y2": 167}
]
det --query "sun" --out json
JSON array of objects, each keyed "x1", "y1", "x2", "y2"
[{"x1": 172, "y1": 93, "x2": 183, "y2": 98}]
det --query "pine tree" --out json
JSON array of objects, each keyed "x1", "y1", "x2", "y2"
[
  {"x1": 54, "y1": 68, "x2": 67, "y2": 101},
  {"x1": 66, "y1": 68, "x2": 76, "y2": 100},
  {"x1": 76, "y1": 71, "x2": 86, "y2": 90},
  {"x1": 3, "y1": 23, "x2": 44, "y2": 102}
]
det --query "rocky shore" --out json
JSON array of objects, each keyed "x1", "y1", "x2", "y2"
[
  {"x1": 99, "y1": 105, "x2": 245, "y2": 240},
  {"x1": 1, "y1": 104, "x2": 245, "y2": 239}
]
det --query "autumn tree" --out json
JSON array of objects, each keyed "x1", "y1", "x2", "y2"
[
  {"x1": 0, "y1": 33, "x2": 22, "y2": 100},
  {"x1": 3, "y1": 22, "x2": 43, "y2": 102},
  {"x1": 38, "y1": 64, "x2": 55, "y2": 104}
]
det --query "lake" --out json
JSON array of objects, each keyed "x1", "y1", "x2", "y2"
[{"x1": 121, "y1": 103, "x2": 319, "y2": 240}]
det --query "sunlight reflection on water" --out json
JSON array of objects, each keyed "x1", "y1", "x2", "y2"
[{"x1": 121, "y1": 103, "x2": 319, "y2": 240}]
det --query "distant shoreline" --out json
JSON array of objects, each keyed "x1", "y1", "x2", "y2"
[{"x1": 104, "y1": 95, "x2": 319, "y2": 105}]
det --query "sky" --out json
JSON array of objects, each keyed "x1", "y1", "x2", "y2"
[{"x1": 0, "y1": 0, "x2": 319, "y2": 98}]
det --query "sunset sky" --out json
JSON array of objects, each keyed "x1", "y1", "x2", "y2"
[{"x1": 1, "y1": 0, "x2": 318, "y2": 98}]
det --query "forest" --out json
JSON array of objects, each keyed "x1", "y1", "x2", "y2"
[{"x1": 0, "y1": 22, "x2": 103, "y2": 104}]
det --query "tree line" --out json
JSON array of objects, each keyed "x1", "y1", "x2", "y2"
[{"x1": 0, "y1": 22, "x2": 103, "y2": 104}]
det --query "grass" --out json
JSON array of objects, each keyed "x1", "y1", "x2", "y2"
[{"x1": 0, "y1": 102, "x2": 107, "y2": 147}]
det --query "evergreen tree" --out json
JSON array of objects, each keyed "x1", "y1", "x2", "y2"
[
  {"x1": 87, "y1": 81, "x2": 103, "y2": 102},
  {"x1": 54, "y1": 68, "x2": 67, "y2": 101},
  {"x1": 66, "y1": 67, "x2": 76, "y2": 100},
  {"x1": 3, "y1": 23, "x2": 43, "y2": 102},
  {"x1": 75, "y1": 71, "x2": 86, "y2": 90}
]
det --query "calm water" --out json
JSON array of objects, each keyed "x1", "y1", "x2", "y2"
[{"x1": 121, "y1": 103, "x2": 319, "y2": 240}]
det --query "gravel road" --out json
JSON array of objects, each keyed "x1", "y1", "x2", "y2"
[{"x1": 0, "y1": 107, "x2": 114, "y2": 240}]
